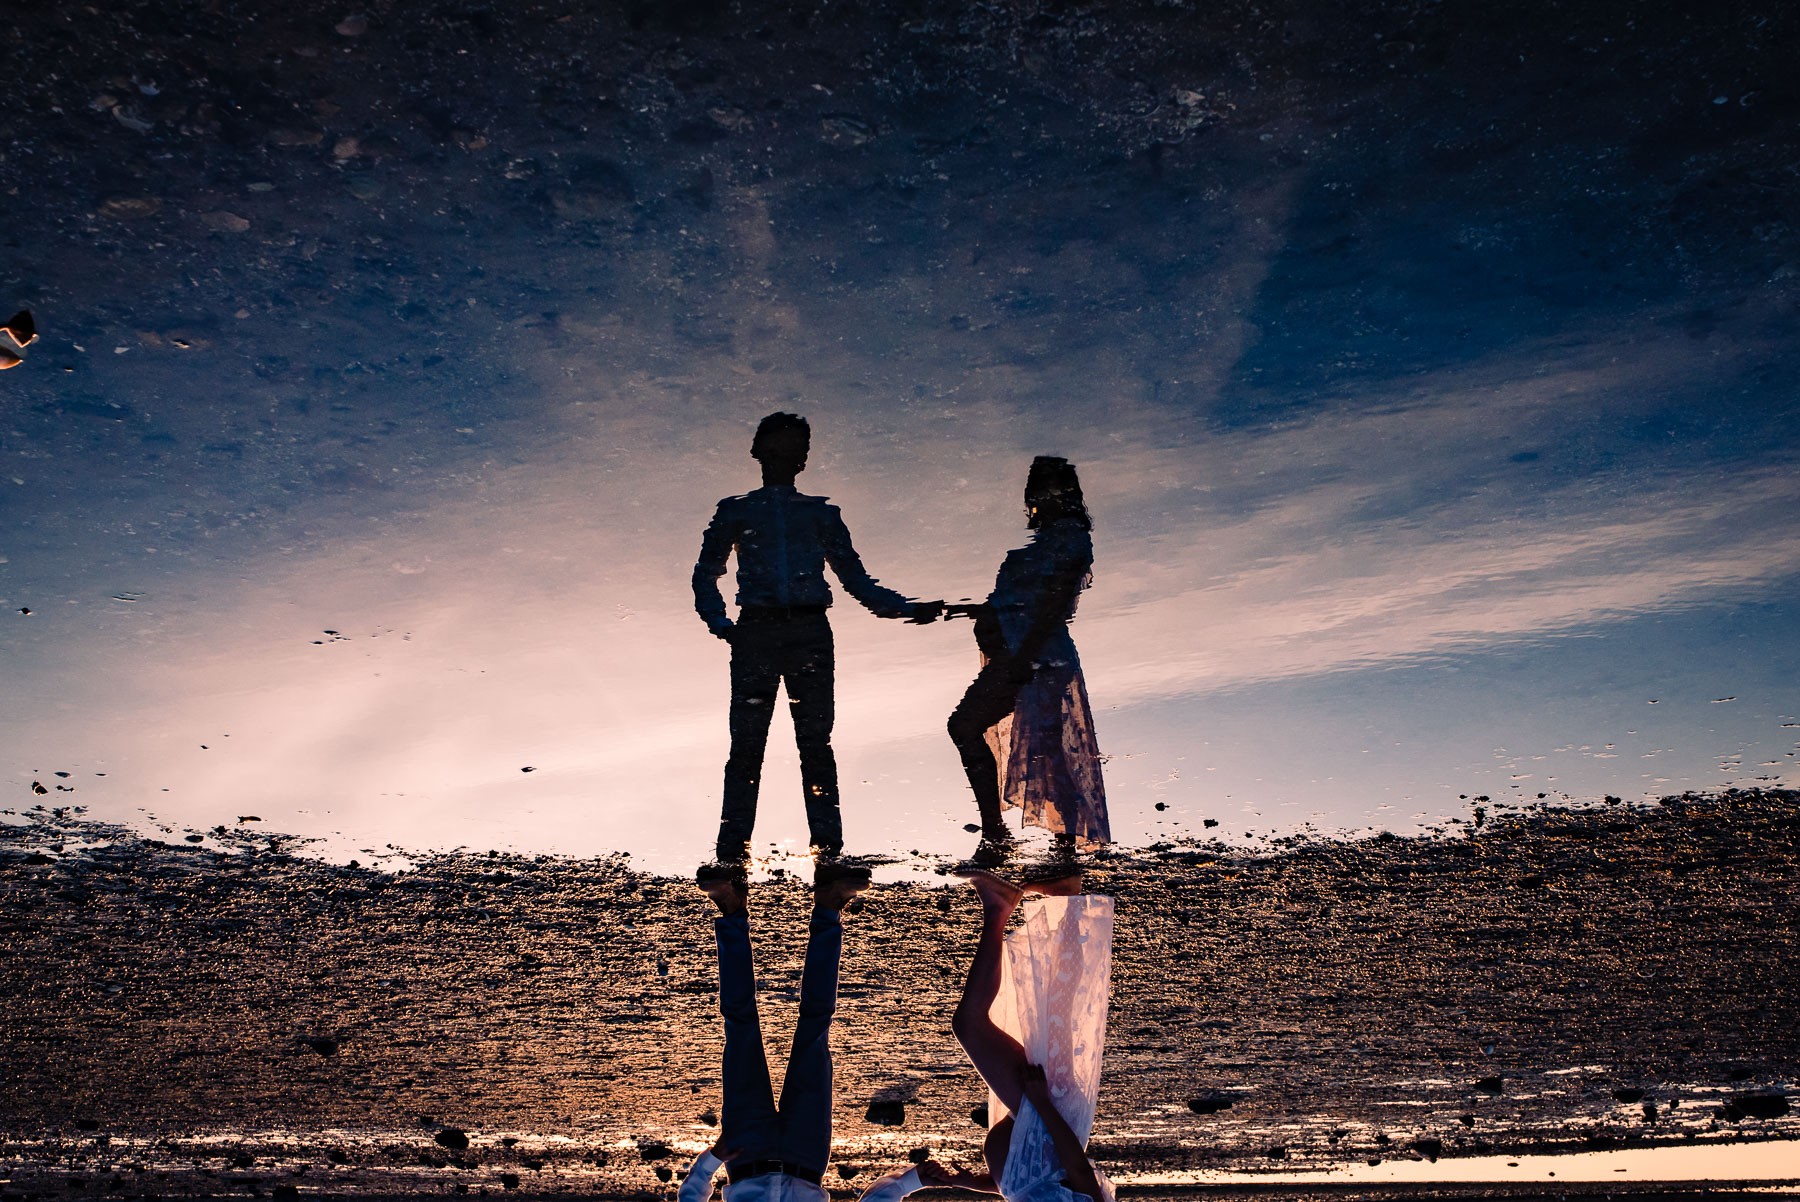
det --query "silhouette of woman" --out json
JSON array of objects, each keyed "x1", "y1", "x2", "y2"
[{"x1": 946, "y1": 457, "x2": 1109, "y2": 855}]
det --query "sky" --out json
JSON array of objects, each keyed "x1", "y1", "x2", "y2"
[{"x1": 2, "y1": 0, "x2": 1797, "y2": 874}]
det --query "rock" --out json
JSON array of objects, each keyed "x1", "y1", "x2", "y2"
[
  {"x1": 819, "y1": 116, "x2": 871, "y2": 147},
  {"x1": 333, "y1": 137, "x2": 361, "y2": 159},
  {"x1": 299, "y1": 1036, "x2": 339, "y2": 1055},
  {"x1": 636, "y1": 1140, "x2": 671, "y2": 1161},
  {"x1": 32, "y1": 781, "x2": 48, "y2": 795},
  {"x1": 184, "y1": 834, "x2": 204, "y2": 843},
  {"x1": 76, "y1": 1119, "x2": 100, "y2": 1131},
  {"x1": 963, "y1": 823, "x2": 982, "y2": 833},
  {"x1": 1266, "y1": 1146, "x2": 1287, "y2": 1160},
  {"x1": 100, "y1": 197, "x2": 161, "y2": 219},
  {"x1": 1187, "y1": 1094, "x2": 1233, "y2": 1114},
  {"x1": 1458, "y1": 1114, "x2": 1475, "y2": 1126},
  {"x1": 1475, "y1": 1076, "x2": 1504, "y2": 1095},
  {"x1": 698, "y1": 1109, "x2": 717, "y2": 1127},
  {"x1": 1414, "y1": 1138, "x2": 1442, "y2": 1161},
  {"x1": 335, "y1": 13, "x2": 368, "y2": 36},
  {"x1": 1612, "y1": 1088, "x2": 1645, "y2": 1103},
  {"x1": 1203, "y1": 819, "x2": 1219, "y2": 828},
  {"x1": 201, "y1": 211, "x2": 251, "y2": 233},
  {"x1": 435, "y1": 1128, "x2": 470, "y2": 1150},
  {"x1": 499, "y1": 1172, "x2": 519, "y2": 1190},
  {"x1": 907, "y1": 1148, "x2": 931, "y2": 1165},
  {"x1": 327, "y1": 1150, "x2": 350, "y2": 1164},
  {"x1": 112, "y1": 106, "x2": 154, "y2": 132},
  {"x1": 270, "y1": 129, "x2": 325, "y2": 147},
  {"x1": 865, "y1": 1099, "x2": 906, "y2": 1126},
  {"x1": 272, "y1": 1185, "x2": 299, "y2": 1200},
  {"x1": 1724, "y1": 1094, "x2": 1790, "y2": 1120},
  {"x1": 969, "y1": 1104, "x2": 988, "y2": 1128},
  {"x1": 654, "y1": 1166, "x2": 672, "y2": 1182}
]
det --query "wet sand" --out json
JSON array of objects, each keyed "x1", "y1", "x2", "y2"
[{"x1": 1, "y1": 789, "x2": 1795, "y2": 1198}]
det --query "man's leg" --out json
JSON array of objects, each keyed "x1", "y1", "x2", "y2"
[
  {"x1": 783, "y1": 615, "x2": 842, "y2": 855},
  {"x1": 774, "y1": 868, "x2": 868, "y2": 1173},
  {"x1": 704, "y1": 880, "x2": 779, "y2": 1161},
  {"x1": 720, "y1": 621, "x2": 782, "y2": 861}
]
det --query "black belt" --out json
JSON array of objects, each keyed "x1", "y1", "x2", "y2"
[
  {"x1": 728, "y1": 1159, "x2": 823, "y2": 1185},
  {"x1": 738, "y1": 604, "x2": 828, "y2": 620}
]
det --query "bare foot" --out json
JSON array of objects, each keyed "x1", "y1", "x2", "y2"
[
  {"x1": 697, "y1": 875, "x2": 748, "y2": 916},
  {"x1": 955, "y1": 868, "x2": 1024, "y2": 911},
  {"x1": 1022, "y1": 872, "x2": 1083, "y2": 897}
]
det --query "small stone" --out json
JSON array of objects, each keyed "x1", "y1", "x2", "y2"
[
  {"x1": 499, "y1": 1172, "x2": 519, "y2": 1190},
  {"x1": 969, "y1": 1103, "x2": 988, "y2": 1128},
  {"x1": 1414, "y1": 1138, "x2": 1442, "y2": 1161},
  {"x1": 201, "y1": 211, "x2": 251, "y2": 233},
  {"x1": 819, "y1": 115, "x2": 871, "y2": 147},
  {"x1": 1475, "y1": 1076, "x2": 1503, "y2": 1095},
  {"x1": 435, "y1": 1128, "x2": 470, "y2": 1150},
  {"x1": 1612, "y1": 1088, "x2": 1645, "y2": 1103},
  {"x1": 1726, "y1": 1094, "x2": 1790, "y2": 1120},
  {"x1": 654, "y1": 1166, "x2": 672, "y2": 1182},
  {"x1": 907, "y1": 1148, "x2": 930, "y2": 1165},
  {"x1": 299, "y1": 1036, "x2": 339, "y2": 1056},
  {"x1": 32, "y1": 781, "x2": 48, "y2": 795},
  {"x1": 333, "y1": 137, "x2": 361, "y2": 159},
  {"x1": 1203, "y1": 818, "x2": 1219, "y2": 828},
  {"x1": 100, "y1": 196, "x2": 162, "y2": 218},
  {"x1": 184, "y1": 834, "x2": 204, "y2": 843},
  {"x1": 270, "y1": 129, "x2": 326, "y2": 147},
  {"x1": 1186, "y1": 1094, "x2": 1233, "y2": 1115},
  {"x1": 335, "y1": 13, "x2": 368, "y2": 35},
  {"x1": 636, "y1": 1141, "x2": 671, "y2": 1161}
]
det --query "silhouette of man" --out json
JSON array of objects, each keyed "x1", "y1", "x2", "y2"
[
  {"x1": 694, "y1": 412, "x2": 940, "y2": 865},
  {"x1": 678, "y1": 866, "x2": 871, "y2": 1202}
]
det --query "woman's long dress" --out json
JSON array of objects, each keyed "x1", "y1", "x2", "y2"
[
  {"x1": 987, "y1": 894, "x2": 1116, "y2": 1202},
  {"x1": 981, "y1": 518, "x2": 1111, "y2": 849}
]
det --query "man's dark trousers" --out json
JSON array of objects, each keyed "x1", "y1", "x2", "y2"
[
  {"x1": 721, "y1": 607, "x2": 840, "y2": 857},
  {"x1": 715, "y1": 907, "x2": 842, "y2": 1175}
]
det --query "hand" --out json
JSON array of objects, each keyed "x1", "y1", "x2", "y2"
[
  {"x1": 709, "y1": 1138, "x2": 741, "y2": 1162},
  {"x1": 907, "y1": 600, "x2": 945, "y2": 625},
  {"x1": 1019, "y1": 1062, "x2": 1051, "y2": 1098},
  {"x1": 917, "y1": 1159, "x2": 956, "y2": 1187}
]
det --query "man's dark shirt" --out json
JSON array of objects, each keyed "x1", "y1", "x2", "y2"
[{"x1": 693, "y1": 485, "x2": 911, "y2": 633}]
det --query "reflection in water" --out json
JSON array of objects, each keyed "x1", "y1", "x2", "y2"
[
  {"x1": 948, "y1": 458, "x2": 1110, "y2": 863},
  {"x1": 695, "y1": 413, "x2": 943, "y2": 865}
]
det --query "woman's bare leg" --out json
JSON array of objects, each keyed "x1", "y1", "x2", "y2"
[{"x1": 950, "y1": 870, "x2": 1030, "y2": 1116}]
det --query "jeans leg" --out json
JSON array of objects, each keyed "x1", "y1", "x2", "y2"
[
  {"x1": 715, "y1": 913, "x2": 779, "y2": 1159},
  {"x1": 775, "y1": 906, "x2": 842, "y2": 1173},
  {"x1": 721, "y1": 629, "x2": 781, "y2": 856},
  {"x1": 784, "y1": 618, "x2": 841, "y2": 852}
]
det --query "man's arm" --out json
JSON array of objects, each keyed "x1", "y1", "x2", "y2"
[
  {"x1": 819, "y1": 507, "x2": 927, "y2": 620},
  {"x1": 693, "y1": 502, "x2": 736, "y2": 638},
  {"x1": 677, "y1": 1150, "x2": 724, "y2": 1202}
]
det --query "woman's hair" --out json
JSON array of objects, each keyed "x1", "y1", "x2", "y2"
[{"x1": 1026, "y1": 455, "x2": 1092, "y2": 530}]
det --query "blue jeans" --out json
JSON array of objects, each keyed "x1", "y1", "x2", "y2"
[{"x1": 715, "y1": 908, "x2": 841, "y2": 1174}]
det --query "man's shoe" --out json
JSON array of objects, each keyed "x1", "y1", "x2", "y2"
[{"x1": 814, "y1": 864, "x2": 871, "y2": 911}]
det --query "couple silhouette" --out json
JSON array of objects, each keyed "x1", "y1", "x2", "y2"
[
  {"x1": 692, "y1": 411, "x2": 1111, "y2": 873},
  {"x1": 680, "y1": 413, "x2": 1118, "y2": 1202}
]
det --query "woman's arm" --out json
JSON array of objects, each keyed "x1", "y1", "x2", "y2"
[{"x1": 1020, "y1": 1067, "x2": 1102, "y2": 1202}]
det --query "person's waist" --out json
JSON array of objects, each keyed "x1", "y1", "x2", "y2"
[
  {"x1": 727, "y1": 1159, "x2": 824, "y2": 1185},
  {"x1": 737, "y1": 603, "x2": 829, "y2": 620}
]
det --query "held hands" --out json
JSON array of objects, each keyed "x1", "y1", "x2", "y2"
[{"x1": 906, "y1": 600, "x2": 945, "y2": 624}]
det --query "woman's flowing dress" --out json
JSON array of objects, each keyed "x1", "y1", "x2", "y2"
[
  {"x1": 981, "y1": 518, "x2": 1110, "y2": 848},
  {"x1": 987, "y1": 894, "x2": 1115, "y2": 1202}
]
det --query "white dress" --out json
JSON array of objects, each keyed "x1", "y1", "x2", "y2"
[{"x1": 986, "y1": 895, "x2": 1116, "y2": 1202}]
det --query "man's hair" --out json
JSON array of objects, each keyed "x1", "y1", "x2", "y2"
[{"x1": 751, "y1": 411, "x2": 811, "y2": 459}]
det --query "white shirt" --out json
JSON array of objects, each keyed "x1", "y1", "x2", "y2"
[
  {"x1": 856, "y1": 1166, "x2": 924, "y2": 1202},
  {"x1": 678, "y1": 1151, "x2": 832, "y2": 1202}
]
